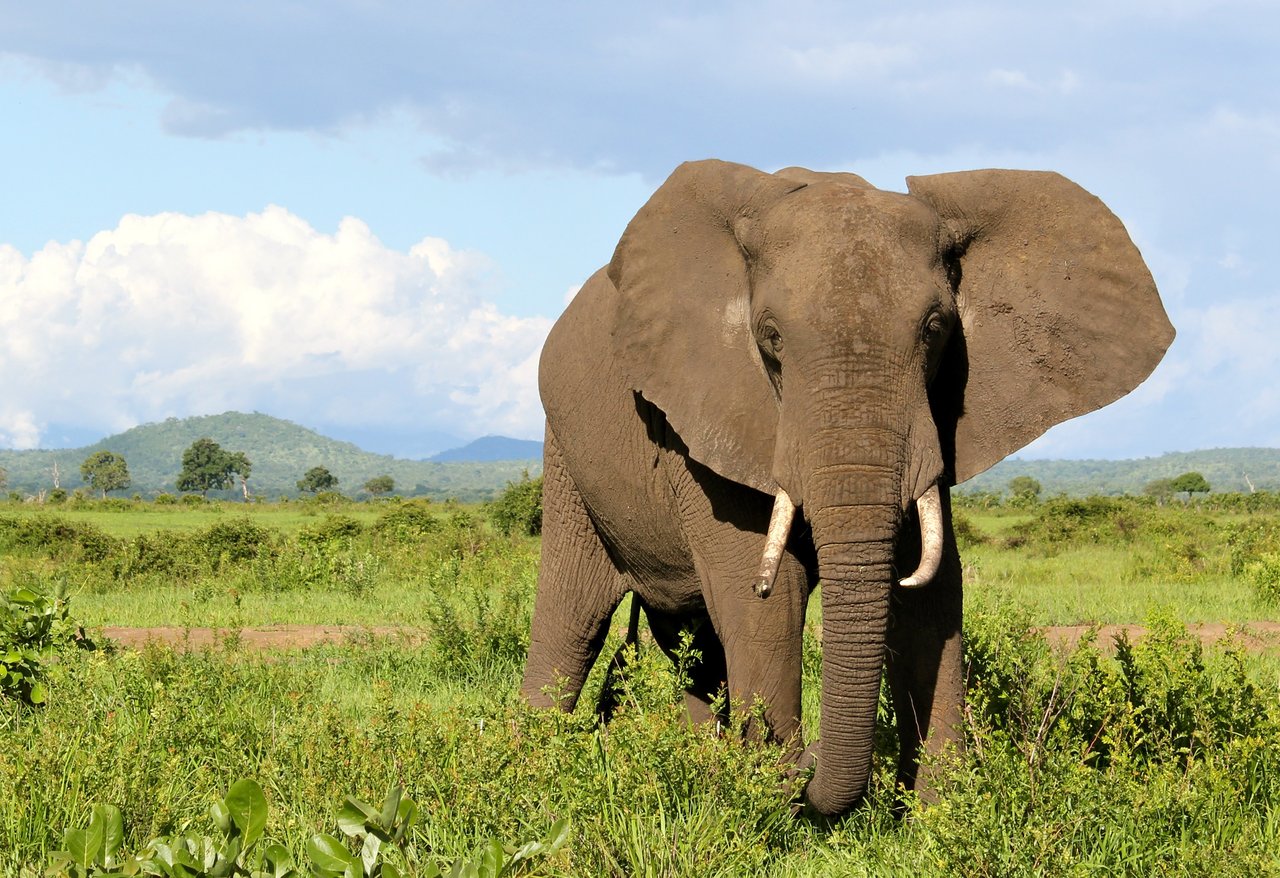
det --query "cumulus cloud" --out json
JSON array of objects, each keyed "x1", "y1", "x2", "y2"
[{"x1": 0, "y1": 209, "x2": 551, "y2": 448}]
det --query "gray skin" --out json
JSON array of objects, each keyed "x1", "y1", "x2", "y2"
[{"x1": 521, "y1": 160, "x2": 1173, "y2": 817}]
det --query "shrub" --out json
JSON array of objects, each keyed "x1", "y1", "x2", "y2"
[
  {"x1": 298, "y1": 515, "x2": 366, "y2": 549},
  {"x1": 194, "y1": 518, "x2": 273, "y2": 567},
  {"x1": 372, "y1": 500, "x2": 440, "y2": 543},
  {"x1": 153, "y1": 493, "x2": 177, "y2": 505},
  {"x1": 488, "y1": 473, "x2": 543, "y2": 537},
  {"x1": 1243, "y1": 552, "x2": 1280, "y2": 606},
  {"x1": 1, "y1": 579, "x2": 91, "y2": 705},
  {"x1": 950, "y1": 511, "x2": 987, "y2": 549},
  {"x1": 0, "y1": 515, "x2": 118, "y2": 562}
]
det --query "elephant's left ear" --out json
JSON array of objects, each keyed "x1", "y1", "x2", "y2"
[{"x1": 908, "y1": 170, "x2": 1175, "y2": 484}]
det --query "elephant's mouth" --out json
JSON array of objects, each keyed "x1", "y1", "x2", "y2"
[{"x1": 752, "y1": 481, "x2": 943, "y2": 598}]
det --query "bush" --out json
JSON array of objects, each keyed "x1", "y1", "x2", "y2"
[
  {"x1": 1243, "y1": 552, "x2": 1280, "y2": 606},
  {"x1": 194, "y1": 518, "x2": 273, "y2": 568},
  {"x1": 298, "y1": 515, "x2": 365, "y2": 549},
  {"x1": 1, "y1": 579, "x2": 91, "y2": 705},
  {"x1": 372, "y1": 500, "x2": 440, "y2": 543},
  {"x1": 950, "y1": 511, "x2": 987, "y2": 549},
  {"x1": 0, "y1": 515, "x2": 118, "y2": 562},
  {"x1": 488, "y1": 473, "x2": 543, "y2": 537}
]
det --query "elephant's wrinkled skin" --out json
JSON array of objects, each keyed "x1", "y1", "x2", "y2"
[{"x1": 520, "y1": 160, "x2": 1173, "y2": 817}]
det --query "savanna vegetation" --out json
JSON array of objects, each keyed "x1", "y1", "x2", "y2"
[
  {"x1": 0, "y1": 413, "x2": 543, "y2": 502},
  {"x1": 2, "y1": 486, "x2": 1279, "y2": 875}
]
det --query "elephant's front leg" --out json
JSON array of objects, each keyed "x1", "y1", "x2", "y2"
[
  {"x1": 666, "y1": 456, "x2": 812, "y2": 747},
  {"x1": 886, "y1": 490, "x2": 965, "y2": 802}
]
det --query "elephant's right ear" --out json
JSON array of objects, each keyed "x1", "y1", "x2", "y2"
[{"x1": 607, "y1": 160, "x2": 801, "y2": 495}]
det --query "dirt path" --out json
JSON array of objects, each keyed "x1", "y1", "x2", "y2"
[
  {"x1": 1041, "y1": 621, "x2": 1280, "y2": 654},
  {"x1": 100, "y1": 621, "x2": 1280, "y2": 653},
  {"x1": 101, "y1": 625, "x2": 427, "y2": 650}
]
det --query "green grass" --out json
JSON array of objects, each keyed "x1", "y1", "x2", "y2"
[
  {"x1": 0, "y1": 499, "x2": 400, "y2": 538},
  {"x1": 963, "y1": 543, "x2": 1263, "y2": 624},
  {"x1": 4, "y1": 495, "x2": 1280, "y2": 875}
]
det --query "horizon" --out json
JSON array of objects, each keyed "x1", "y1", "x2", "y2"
[
  {"x1": 0, "y1": 409, "x2": 1270, "y2": 466},
  {"x1": 2, "y1": 5, "x2": 1277, "y2": 458}
]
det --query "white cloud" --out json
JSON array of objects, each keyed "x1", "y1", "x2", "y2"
[
  {"x1": 0, "y1": 209, "x2": 551, "y2": 448},
  {"x1": 0, "y1": 408, "x2": 42, "y2": 450}
]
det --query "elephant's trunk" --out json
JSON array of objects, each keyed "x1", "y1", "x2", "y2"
[{"x1": 802, "y1": 457, "x2": 901, "y2": 816}]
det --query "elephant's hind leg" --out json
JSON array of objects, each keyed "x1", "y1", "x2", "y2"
[
  {"x1": 521, "y1": 429, "x2": 627, "y2": 711},
  {"x1": 645, "y1": 606, "x2": 730, "y2": 727}
]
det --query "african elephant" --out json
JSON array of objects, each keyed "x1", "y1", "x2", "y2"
[{"x1": 520, "y1": 159, "x2": 1173, "y2": 817}]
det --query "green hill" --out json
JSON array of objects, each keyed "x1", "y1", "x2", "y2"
[
  {"x1": 959, "y1": 448, "x2": 1280, "y2": 497},
  {"x1": 0, "y1": 412, "x2": 541, "y2": 502}
]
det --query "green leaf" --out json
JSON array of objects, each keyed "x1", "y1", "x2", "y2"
[
  {"x1": 260, "y1": 842, "x2": 294, "y2": 878},
  {"x1": 210, "y1": 800, "x2": 231, "y2": 836},
  {"x1": 544, "y1": 818, "x2": 570, "y2": 855},
  {"x1": 378, "y1": 787, "x2": 402, "y2": 831},
  {"x1": 359, "y1": 834, "x2": 381, "y2": 877},
  {"x1": 95, "y1": 804, "x2": 125, "y2": 866},
  {"x1": 64, "y1": 828, "x2": 93, "y2": 871},
  {"x1": 224, "y1": 779, "x2": 268, "y2": 848},
  {"x1": 477, "y1": 839, "x2": 502, "y2": 878},
  {"x1": 28, "y1": 680, "x2": 47, "y2": 704},
  {"x1": 390, "y1": 799, "x2": 419, "y2": 844},
  {"x1": 336, "y1": 800, "x2": 373, "y2": 839},
  {"x1": 306, "y1": 834, "x2": 359, "y2": 876}
]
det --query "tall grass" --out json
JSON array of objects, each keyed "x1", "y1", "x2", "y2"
[{"x1": 2, "y1": 494, "x2": 1279, "y2": 875}]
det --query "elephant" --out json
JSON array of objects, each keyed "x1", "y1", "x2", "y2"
[{"x1": 520, "y1": 159, "x2": 1173, "y2": 817}]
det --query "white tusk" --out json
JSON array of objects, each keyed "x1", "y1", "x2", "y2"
[
  {"x1": 898, "y1": 483, "x2": 944, "y2": 588},
  {"x1": 754, "y1": 489, "x2": 796, "y2": 598}
]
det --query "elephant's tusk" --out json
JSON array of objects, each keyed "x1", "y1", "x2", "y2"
[
  {"x1": 754, "y1": 489, "x2": 796, "y2": 598},
  {"x1": 899, "y1": 483, "x2": 944, "y2": 588}
]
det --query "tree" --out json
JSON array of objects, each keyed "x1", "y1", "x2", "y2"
[
  {"x1": 80, "y1": 451, "x2": 131, "y2": 499},
  {"x1": 1007, "y1": 475, "x2": 1042, "y2": 505},
  {"x1": 363, "y1": 474, "x2": 395, "y2": 496},
  {"x1": 1143, "y1": 477, "x2": 1176, "y2": 504},
  {"x1": 1171, "y1": 471, "x2": 1210, "y2": 497},
  {"x1": 177, "y1": 438, "x2": 238, "y2": 498},
  {"x1": 229, "y1": 451, "x2": 253, "y2": 502},
  {"x1": 298, "y1": 466, "x2": 338, "y2": 494},
  {"x1": 0, "y1": 466, "x2": 6, "y2": 491}
]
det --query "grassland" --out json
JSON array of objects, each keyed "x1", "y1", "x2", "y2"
[{"x1": 3, "y1": 493, "x2": 1280, "y2": 876}]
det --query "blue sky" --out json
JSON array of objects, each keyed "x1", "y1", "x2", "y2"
[{"x1": 1, "y1": 2, "x2": 1277, "y2": 463}]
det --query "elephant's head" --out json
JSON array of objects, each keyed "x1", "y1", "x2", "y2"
[{"x1": 607, "y1": 159, "x2": 1173, "y2": 815}]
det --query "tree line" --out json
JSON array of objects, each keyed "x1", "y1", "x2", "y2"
[
  {"x1": 28, "y1": 439, "x2": 399, "y2": 501},
  {"x1": 990, "y1": 470, "x2": 1213, "y2": 508}
]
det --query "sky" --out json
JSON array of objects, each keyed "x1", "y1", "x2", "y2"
[{"x1": 1, "y1": 2, "x2": 1277, "y2": 462}]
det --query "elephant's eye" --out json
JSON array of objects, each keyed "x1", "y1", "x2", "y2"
[
  {"x1": 922, "y1": 311, "x2": 947, "y2": 343},
  {"x1": 759, "y1": 323, "x2": 784, "y2": 360}
]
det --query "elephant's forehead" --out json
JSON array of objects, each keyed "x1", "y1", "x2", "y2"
[{"x1": 764, "y1": 184, "x2": 939, "y2": 247}]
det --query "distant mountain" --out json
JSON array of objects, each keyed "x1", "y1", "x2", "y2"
[
  {"x1": 0, "y1": 412, "x2": 541, "y2": 501},
  {"x1": 430, "y1": 435, "x2": 544, "y2": 462},
  {"x1": 3, "y1": 416, "x2": 1275, "y2": 500},
  {"x1": 958, "y1": 448, "x2": 1280, "y2": 496}
]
